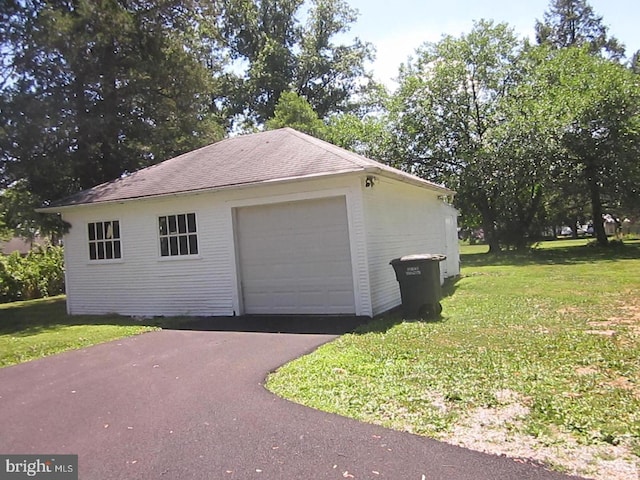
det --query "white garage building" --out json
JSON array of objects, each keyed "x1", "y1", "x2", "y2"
[{"x1": 43, "y1": 128, "x2": 459, "y2": 318}]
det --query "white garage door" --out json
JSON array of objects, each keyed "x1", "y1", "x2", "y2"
[{"x1": 235, "y1": 196, "x2": 356, "y2": 314}]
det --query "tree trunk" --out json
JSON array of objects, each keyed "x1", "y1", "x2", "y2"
[
  {"x1": 480, "y1": 207, "x2": 500, "y2": 253},
  {"x1": 97, "y1": 38, "x2": 122, "y2": 183},
  {"x1": 73, "y1": 74, "x2": 93, "y2": 189},
  {"x1": 586, "y1": 164, "x2": 608, "y2": 246},
  {"x1": 516, "y1": 185, "x2": 543, "y2": 249},
  {"x1": 570, "y1": 216, "x2": 579, "y2": 239},
  {"x1": 474, "y1": 192, "x2": 501, "y2": 253}
]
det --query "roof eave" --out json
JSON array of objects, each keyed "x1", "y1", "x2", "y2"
[
  {"x1": 365, "y1": 166, "x2": 455, "y2": 197},
  {"x1": 37, "y1": 166, "x2": 455, "y2": 213},
  {"x1": 36, "y1": 168, "x2": 367, "y2": 212}
]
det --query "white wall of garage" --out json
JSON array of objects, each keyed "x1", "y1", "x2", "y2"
[
  {"x1": 61, "y1": 173, "x2": 457, "y2": 318},
  {"x1": 362, "y1": 177, "x2": 458, "y2": 316},
  {"x1": 61, "y1": 175, "x2": 373, "y2": 317}
]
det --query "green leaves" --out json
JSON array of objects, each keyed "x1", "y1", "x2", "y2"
[
  {"x1": 389, "y1": 10, "x2": 640, "y2": 251},
  {"x1": 1, "y1": 0, "x2": 227, "y2": 237},
  {"x1": 0, "y1": 246, "x2": 65, "y2": 303},
  {"x1": 535, "y1": 0, "x2": 625, "y2": 60},
  {"x1": 219, "y1": 0, "x2": 373, "y2": 126},
  {"x1": 325, "y1": 112, "x2": 397, "y2": 165},
  {"x1": 531, "y1": 47, "x2": 640, "y2": 244},
  {"x1": 391, "y1": 21, "x2": 544, "y2": 251},
  {"x1": 265, "y1": 91, "x2": 325, "y2": 137}
]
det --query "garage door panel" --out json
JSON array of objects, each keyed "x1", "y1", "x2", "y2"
[
  {"x1": 235, "y1": 197, "x2": 355, "y2": 315},
  {"x1": 298, "y1": 290, "x2": 327, "y2": 306},
  {"x1": 328, "y1": 290, "x2": 357, "y2": 308},
  {"x1": 244, "y1": 292, "x2": 271, "y2": 307}
]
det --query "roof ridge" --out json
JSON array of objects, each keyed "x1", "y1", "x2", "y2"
[
  {"x1": 281, "y1": 128, "x2": 376, "y2": 169},
  {"x1": 42, "y1": 127, "x2": 453, "y2": 210},
  {"x1": 279, "y1": 128, "x2": 443, "y2": 188}
]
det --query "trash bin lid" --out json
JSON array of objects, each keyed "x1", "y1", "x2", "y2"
[{"x1": 390, "y1": 253, "x2": 446, "y2": 264}]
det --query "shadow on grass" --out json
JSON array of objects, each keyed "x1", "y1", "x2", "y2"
[
  {"x1": 354, "y1": 275, "x2": 462, "y2": 335},
  {"x1": 1, "y1": 274, "x2": 465, "y2": 337},
  {"x1": 7, "y1": 238, "x2": 623, "y2": 338},
  {"x1": 0, "y1": 297, "x2": 174, "y2": 337},
  {"x1": 462, "y1": 240, "x2": 640, "y2": 268}
]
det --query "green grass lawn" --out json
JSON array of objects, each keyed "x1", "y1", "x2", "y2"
[
  {"x1": 268, "y1": 239, "x2": 640, "y2": 478},
  {"x1": 0, "y1": 296, "x2": 163, "y2": 367},
  {"x1": 3, "y1": 240, "x2": 639, "y2": 476}
]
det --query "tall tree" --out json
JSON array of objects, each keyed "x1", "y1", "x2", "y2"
[
  {"x1": 535, "y1": 0, "x2": 625, "y2": 60},
  {"x1": 295, "y1": 0, "x2": 373, "y2": 118},
  {"x1": 324, "y1": 113, "x2": 397, "y2": 165},
  {"x1": 323, "y1": 83, "x2": 397, "y2": 164},
  {"x1": 1, "y1": 0, "x2": 227, "y2": 236},
  {"x1": 534, "y1": 0, "x2": 639, "y2": 245},
  {"x1": 533, "y1": 47, "x2": 640, "y2": 246},
  {"x1": 390, "y1": 21, "x2": 548, "y2": 252},
  {"x1": 218, "y1": 0, "x2": 374, "y2": 126}
]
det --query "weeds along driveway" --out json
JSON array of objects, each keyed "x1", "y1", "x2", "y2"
[{"x1": 0, "y1": 329, "x2": 582, "y2": 480}]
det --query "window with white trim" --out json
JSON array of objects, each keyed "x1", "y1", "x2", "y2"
[
  {"x1": 159, "y1": 213, "x2": 198, "y2": 257},
  {"x1": 88, "y1": 221, "x2": 121, "y2": 260}
]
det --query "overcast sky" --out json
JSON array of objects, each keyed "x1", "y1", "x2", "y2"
[{"x1": 339, "y1": 0, "x2": 639, "y2": 88}]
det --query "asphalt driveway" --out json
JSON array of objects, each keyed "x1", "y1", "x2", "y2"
[{"x1": 0, "y1": 328, "x2": 582, "y2": 479}]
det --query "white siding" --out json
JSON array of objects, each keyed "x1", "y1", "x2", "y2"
[
  {"x1": 61, "y1": 176, "x2": 371, "y2": 317},
  {"x1": 60, "y1": 172, "x2": 455, "y2": 319},
  {"x1": 62, "y1": 195, "x2": 233, "y2": 316},
  {"x1": 345, "y1": 186, "x2": 372, "y2": 316},
  {"x1": 362, "y1": 177, "x2": 455, "y2": 316}
]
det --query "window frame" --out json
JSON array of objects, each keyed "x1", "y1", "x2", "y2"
[
  {"x1": 87, "y1": 219, "x2": 123, "y2": 263},
  {"x1": 157, "y1": 212, "x2": 200, "y2": 259}
]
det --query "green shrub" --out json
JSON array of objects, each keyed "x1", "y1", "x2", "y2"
[{"x1": 0, "y1": 246, "x2": 65, "y2": 303}]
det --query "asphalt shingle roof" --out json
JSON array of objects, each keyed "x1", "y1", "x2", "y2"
[{"x1": 46, "y1": 128, "x2": 452, "y2": 208}]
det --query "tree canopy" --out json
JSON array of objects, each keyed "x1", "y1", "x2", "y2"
[
  {"x1": 535, "y1": 0, "x2": 625, "y2": 59},
  {"x1": 1, "y1": 0, "x2": 228, "y2": 236},
  {"x1": 534, "y1": 47, "x2": 640, "y2": 245},
  {"x1": 1, "y1": 0, "x2": 373, "y2": 237},
  {"x1": 265, "y1": 91, "x2": 326, "y2": 137},
  {"x1": 1, "y1": 0, "x2": 638, "y2": 252},
  {"x1": 218, "y1": 0, "x2": 374, "y2": 126},
  {"x1": 389, "y1": 20, "x2": 535, "y2": 251}
]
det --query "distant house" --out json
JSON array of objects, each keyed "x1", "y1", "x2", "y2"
[
  {"x1": 0, "y1": 236, "x2": 47, "y2": 256},
  {"x1": 40, "y1": 128, "x2": 459, "y2": 317}
]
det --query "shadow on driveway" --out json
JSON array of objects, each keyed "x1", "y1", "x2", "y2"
[
  {"x1": 0, "y1": 297, "x2": 373, "y2": 336},
  {"x1": 173, "y1": 315, "x2": 373, "y2": 335},
  {"x1": 0, "y1": 328, "x2": 583, "y2": 480}
]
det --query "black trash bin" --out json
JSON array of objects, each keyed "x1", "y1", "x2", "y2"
[{"x1": 390, "y1": 254, "x2": 446, "y2": 319}]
